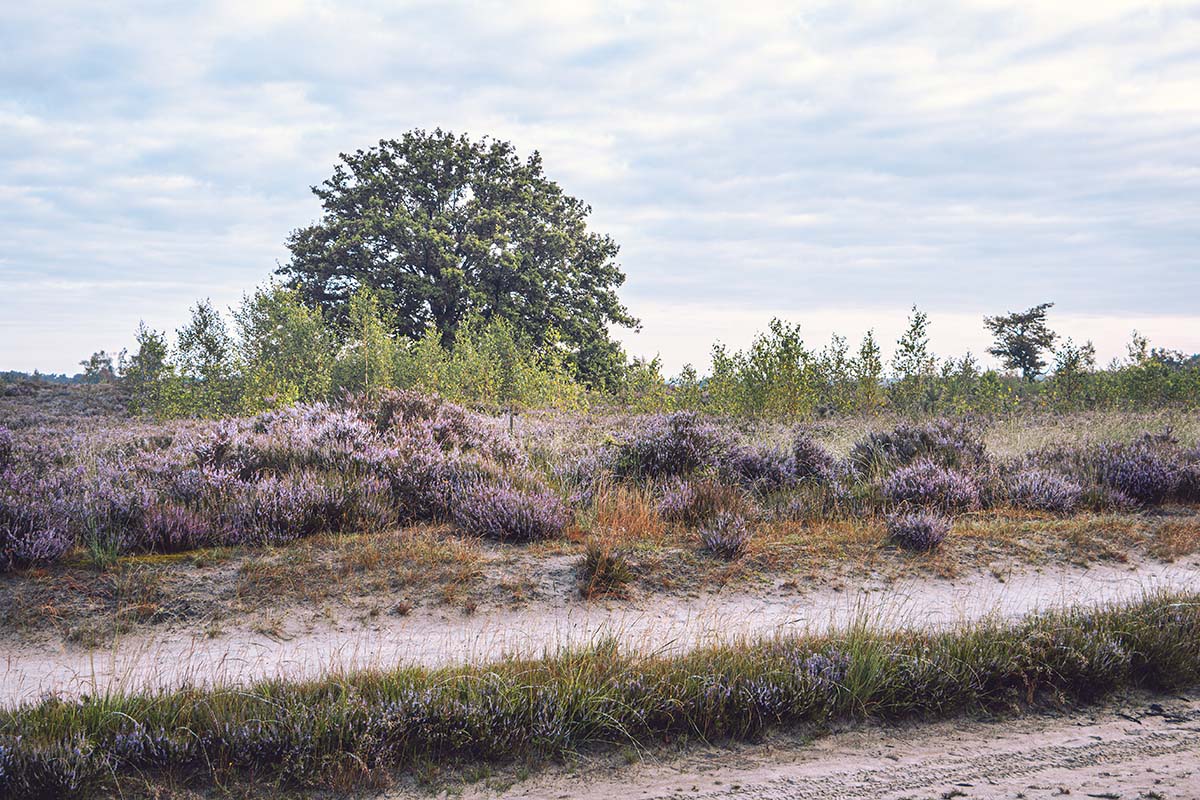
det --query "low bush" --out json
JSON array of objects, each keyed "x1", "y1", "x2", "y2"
[
  {"x1": 612, "y1": 412, "x2": 728, "y2": 479},
  {"x1": 451, "y1": 480, "x2": 570, "y2": 543},
  {"x1": 881, "y1": 459, "x2": 981, "y2": 512},
  {"x1": 698, "y1": 511, "x2": 750, "y2": 559},
  {"x1": 1005, "y1": 469, "x2": 1083, "y2": 514},
  {"x1": 849, "y1": 418, "x2": 986, "y2": 475},
  {"x1": 886, "y1": 511, "x2": 949, "y2": 552},
  {"x1": 656, "y1": 478, "x2": 744, "y2": 527}
]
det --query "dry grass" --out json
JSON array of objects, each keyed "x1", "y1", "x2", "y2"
[{"x1": 1148, "y1": 517, "x2": 1200, "y2": 561}]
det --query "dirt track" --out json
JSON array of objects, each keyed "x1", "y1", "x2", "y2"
[
  {"x1": 447, "y1": 692, "x2": 1200, "y2": 800},
  {"x1": 3, "y1": 559, "x2": 1198, "y2": 707}
]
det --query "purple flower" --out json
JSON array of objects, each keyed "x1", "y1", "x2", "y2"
[
  {"x1": 887, "y1": 511, "x2": 950, "y2": 551},
  {"x1": 882, "y1": 459, "x2": 981, "y2": 511}
]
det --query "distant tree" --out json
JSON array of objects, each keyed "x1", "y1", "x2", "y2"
[
  {"x1": 79, "y1": 351, "x2": 116, "y2": 383},
  {"x1": 984, "y1": 302, "x2": 1057, "y2": 381},
  {"x1": 176, "y1": 299, "x2": 237, "y2": 414},
  {"x1": 333, "y1": 286, "x2": 396, "y2": 396},
  {"x1": 278, "y1": 128, "x2": 639, "y2": 389}
]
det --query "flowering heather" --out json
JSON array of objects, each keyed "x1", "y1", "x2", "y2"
[
  {"x1": 0, "y1": 426, "x2": 12, "y2": 470},
  {"x1": 656, "y1": 477, "x2": 743, "y2": 526},
  {"x1": 722, "y1": 445, "x2": 796, "y2": 491},
  {"x1": 886, "y1": 511, "x2": 950, "y2": 552},
  {"x1": 1091, "y1": 442, "x2": 1180, "y2": 504},
  {"x1": 850, "y1": 418, "x2": 987, "y2": 474},
  {"x1": 881, "y1": 459, "x2": 981, "y2": 512},
  {"x1": 791, "y1": 431, "x2": 836, "y2": 479},
  {"x1": 451, "y1": 480, "x2": 570, "y2": 542},
  {"x1": 699, "y1": 511, "x2": 750, "y2": 559},
  {"x1": 1005, "y1": 469, "x2": 1083, "y2": 514},
  {"x1": 612, "y1": 411, "x2": 728, "y2": 479}
]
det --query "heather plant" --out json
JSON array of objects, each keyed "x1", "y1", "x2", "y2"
[
  {"x1": 698, "y1": 511, "x2": 750, "y2": 559},
  {"x1": 0, "y1": 426, "x2": 12, "y2": 470},
  {"x1": 886, "y1": 511, "x2": 950, "y2": 552},
  {"x1": 881, "y1": 459, "x2": 981, "y2": 512},
  {"x1": 0, "y1": 472, "x2": 71, "y2": 570},
  {"x1": 656, "y1": 477, "x2": 745, "y2": 527},
  {"x1": 1005, "y1": 469, "x2": 1083, "y2": 514},
  {"x1": 612, "y1": 411, "x2": 728, "y2": 479},
  {"x1": 791, "y1": 430, "x2": 836, "y2": 479},
  {"x1": 721, "y1": 445, "x2": 796, "y2": 491},
  {"x1": 849, "y1": 418, "x2": 987, "y2": 475},
  {"x1": 451, "y1": 480, "x2": 570, "y2": 542}
]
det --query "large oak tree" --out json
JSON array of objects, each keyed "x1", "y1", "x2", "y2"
[{"x1": 278, "y1": 129, "x2": 638, "y2": 389}]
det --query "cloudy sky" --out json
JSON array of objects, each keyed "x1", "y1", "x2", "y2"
[{"x1": 2, "y1": 0, "x2": 1198, "y2": 375}]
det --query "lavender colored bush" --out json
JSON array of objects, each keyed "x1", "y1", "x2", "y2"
[
  {"x1": 613, "y1": 412, "x2": 728, "y2": 479},
  {"x1": 850, "y1": 418, "x2": 987, "y2": 474},
  {"x1": 1005, "y1": 469, "x2": 1083, "y2": 514},
  {"x1": 886, "y1": 511, "x2": 950, "y2": 552},
  {"x1": 881, "y1": 459, "x2": 981, "y2": 511},
  {"x1": 1091, "y1": 442, "x2": 1180, "y2": 505},
  {"x1": 722, "y1": 445, "x2": 796, "y2": 491},
  {"x1": 0, "y1": 426, "x2": 12, "y2": 470},
  {"x1": 791, "y1": 431, "x2": 836, "y2": 479},
  {"x1": 699, "y1": 511, "x2": 750, "y2": 559},
  {"x1": 451, "y1": 480, "x2": 570, "y2": 542},
  {"x1": 656, "y1": 477, "x2": 742, "y2": 526}
]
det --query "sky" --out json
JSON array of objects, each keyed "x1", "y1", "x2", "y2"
[{"x1": 2, "y1": 0, "x2": 1198, "y2": 376}]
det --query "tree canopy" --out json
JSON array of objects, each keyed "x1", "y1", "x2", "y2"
[
  {"x1": 984, "y1": 302, "x2": 1057, "y2": 381},
  {"x1": 278, "y1": 129, "x2": 638, "y2": 389}
]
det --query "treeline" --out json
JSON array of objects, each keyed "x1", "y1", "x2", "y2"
[
  {"x1": 73, "y1": 296, "x2": 1200, "y2": 420},
  {"x1": 97, "y1": 284, "x2": 584, "y2": 418},
  {"x1": 653, "y1": 311, "x2": 1200, "y2": 417}
]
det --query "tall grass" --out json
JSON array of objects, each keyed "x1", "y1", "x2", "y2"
[{"x1": 2, "y1": 592, "x2": 1198, "y2": 798}]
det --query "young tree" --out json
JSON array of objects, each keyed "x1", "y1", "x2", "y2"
[
  {"x1": 176, "y1": 299, "x2": 237, "y2": 414},
  {"x1": 891, "y1": 306, "x2": 937, "y2": 412},
  {"x1": 278, "y1": 129, "x2": 639, "y2": 390},
  {"x1": 123, "y1": 324, "x2": 178, "y2": 415},
  {"x1": 234, "y1": 284, "x2": 333, "y2": 411},
  {"x1": 79, "y1": 351, "x2": 116, "y2": 383},
  {"x1": 983, "y1": 302, "x2": 1057, "y2": 381},
  {"x1": 333, "y1": 287, "x2": 396, "y2": 396}
]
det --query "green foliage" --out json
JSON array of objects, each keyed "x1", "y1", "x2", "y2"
[
  {"x1": 234, "y1": 284, "x2": 334, "y2": 412},
  {"x1": 890, "y1": 306, "x2": 937, "y2": 413},
  {"x1": 175, "y1": 299, "x2": 239, "y2": 416},
  {"x1": 123, "y1": 324, "x2": 180, "y2": 416},
  {"x1": 332, "y1": 287, "x2": 397, "y2": 396},
  {"x1": 393, "y1": 315, "x2": 585, "y2": 411},
  {"x1": 278, "y1": 128, "x2": 638, "y2": 389},
  {"x1": 984, "y1": 302, "x2": 1057, "y2": 381},
  {"x1": 78, "y1": 351, "x2": 116, "y2": 384}
]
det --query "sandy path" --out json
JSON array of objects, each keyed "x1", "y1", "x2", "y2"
[
  {"x1": 477, "y1": 692, "x2": 1200, "y2": 800},
  {"x1": 2, "y1": 559, "x2": 1197, "y2": 708}
]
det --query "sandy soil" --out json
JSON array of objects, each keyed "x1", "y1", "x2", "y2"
[
  {"x1": 3, "y1": 558, "x2": 1197, "y2": 708},
  {"x1": 447, "y1": 691, "x2": 1200, "y2": 800}
]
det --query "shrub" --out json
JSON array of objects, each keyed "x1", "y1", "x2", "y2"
[
  {"x1": 886, "y1": 511, "x2": 949, "y2": 552},
  {"x1": 451, "y1": 480, "x2": 569, "y2": 542},
  {"x1": 1093, "y1": 442, "x2": 1180, "y2": 505},
  {"x1": 1005, "y1": 469, "x2": 1083, "y2": 514},
  {"x1": 699, "y1": 512, "x2": 750, "y2": 559},
  {"x1": 881, "y1": 459, "x2": 981, "y2": 512},
  {"x1": 722, "y1": 446, "x2": 796, "y2": 491},
  {"x1": 850, "y1": 418, "x2": 986, "y2": 474},
  {"x1": 577, "y1": 540, "x2": 633, "y2": 597},
  {"x1": 612, "y1": 412, "x2": 728, "y2": 479},
  {"x1": 791, "y1": 431, "x2": 836, "y2": 479},
  {"x1": 656, "y1": 478, "x2": 744, "y2": 526},
  {"x1": 0, "y1": 426, "x2": 12, "y2": 470}
]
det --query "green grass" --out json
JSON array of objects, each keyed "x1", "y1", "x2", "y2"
[{"x1": 2, "y1": 592, "x2": 1199, "y2": 798}]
